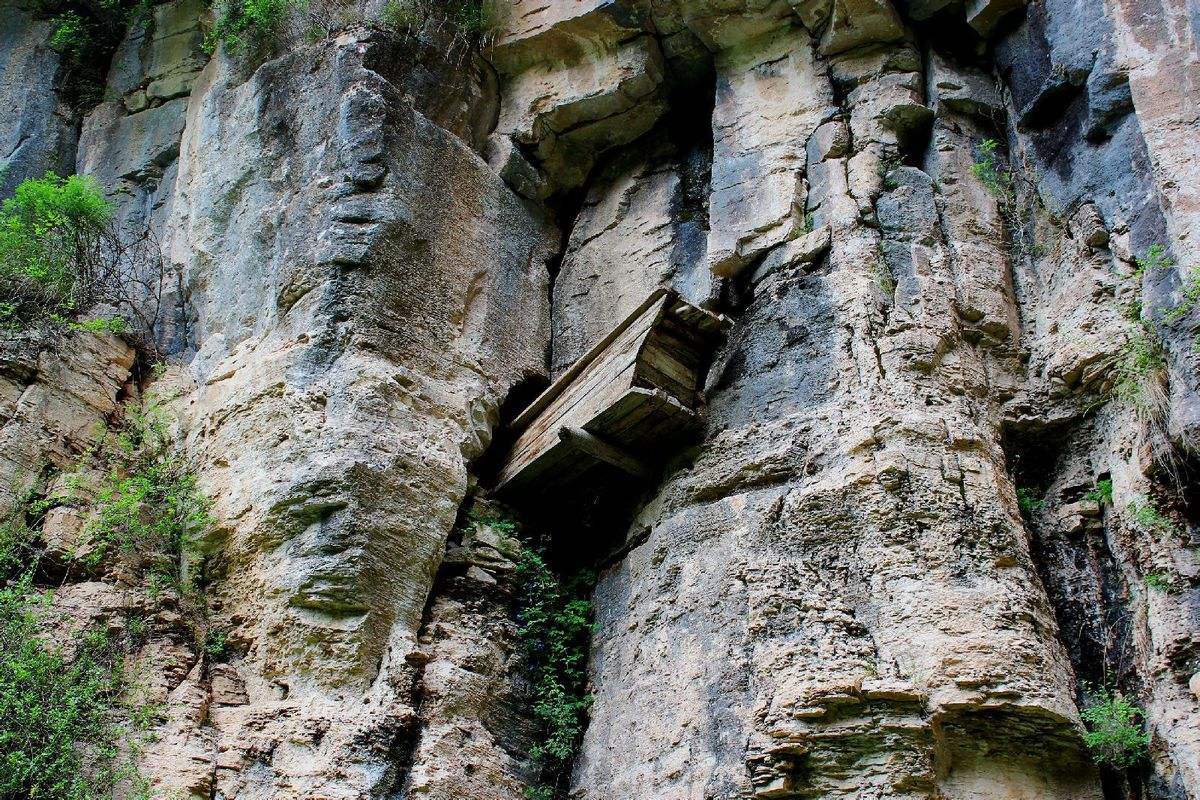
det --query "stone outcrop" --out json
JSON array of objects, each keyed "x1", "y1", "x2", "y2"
[
  {"x1": 0, "y1": 0, "x2": 78, "y2": 197},
  {"x1": 0, "y1": 0, "x2": 1198, "y2": 799}
]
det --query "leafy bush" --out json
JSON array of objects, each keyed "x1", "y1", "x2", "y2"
[
  {"x1": 515, "y1": 547, "x2": 594, "y2": 800},
  {"x1": 82, "y1": 397, "x2": 214, "y2": 593},
  {"x1": 0, "y1": 578, "x2": 139, "y2": 799},
  {"x1": 0, "y1": 173, "x2": 171, "y2": 350},
  {"x1": 205, "y1": 0, "x2": 299, "y2": 54},
  {"x1": 36, "y1": 0, "x2": 150, "y2": 106},
  {"x1": 1085, "y1": 479, "x2": 1113, "y2": 505},
  {"x1": 1081, "y1": 689, "x2": 1150, "y2": 769},
  {"x1": 0, "y1": 173, "x2": 112, "y2": 328},
  {"x1": 1016, "y1": 487, "x2": 1045, "y2": 516}
]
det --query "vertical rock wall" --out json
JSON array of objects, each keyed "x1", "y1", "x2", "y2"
[{"x1": 0, "y1": 0, "x2": 1197, "y2": 798}]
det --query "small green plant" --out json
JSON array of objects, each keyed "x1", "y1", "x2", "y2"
[
  {"x1": 971, "y1": 138, "x2": 1011, "y2": 197},
  {"x1": 1126, "y1": 496, "x2": 1178, "y2": 537},
  {"x1": 1080, "y1": 688, "x2": 1150, "y2": 769},
  {"x1": 0, "y1": 577, "x2": 144, "y2": 798},
  {"x1": 1164, "y1": 267, "x2": 1200, "y2": 324},
  {"x1": 468, "y1": 507, "x2": 516, "y2": 536},
  {"x1": 1143, "y1": 571, "x2": 1171, "y2": 592},
  {"x1": 1085, "y1": 479, "x2": 1113, "y2": 505},
  {"x1": 874, "y1": 260, "x2": 895, "y2": 294},
  {"x1": 1133, "y1": 244, "x2": 1173, "y2": 276},
  {"x1": 204, "y1": 627, "x2": 230, "y2": 660},
  {"x1": 1016, "y1": 487, "x2": 1046, "y2": 516},
  {"x1": 516, "y1": 546, "x2": 595, "y2": 800}
]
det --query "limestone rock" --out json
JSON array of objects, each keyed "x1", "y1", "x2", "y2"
[
  {"x1": 819, "y1": 0, "x2": 906, "y2": 56},
  {"x1": 708, "y1": 26, "x2": 833, "y2": 277},
  {"x1": 0, "y1": 0, "x2": 76, "y2": 196},
  {"x1": 0, "y1": 333, "x2": 134, "y2": 512},
  {"x1": 552, "y1": 134, "x2": 714, "y2": 373}
]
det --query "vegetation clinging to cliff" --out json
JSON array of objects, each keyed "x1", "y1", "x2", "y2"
[
  {"x1": 382, "y1": 0, "x2": 507, "y2": 49},
  {"x1": 0, "y1": 392, "x2": 215, "y2": 800},
  {"x1": 0, "y1": 579, "x2": 145, "y2": 800},
  {"x1": 36, "y1": 0, "x2": 150, "y2": 106},
  {"x1": 1081, "y1": 689, "x2": 1150, "y2": 770},
  {"x1": 515, "y1": 547, "x2": 595, "y2": 800},
  {"x1": 0, "y1": 173, "x2": 169, "y2": 348},
  {"x1": 0, "y1": 173, "x2": 112, "y2": 330},
  {"x1": 205, "y1": 0, "x2": 297, "y2": 54}
]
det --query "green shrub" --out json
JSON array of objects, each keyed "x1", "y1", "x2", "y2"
[
  {"x1": 1016, "y1": 487, "x2": 1045, "y2": 516},
  {"x1": 1081, "y1": 689, "x2": 1150, "y2": 769},
  {"x1": 971, "y1": 138, "x2": 1011, "y2": 197},
  {"x1": 1085, "y1": 479, "x2": 1113, "y2": 505},
  {"x1": 0, "y1": 173, "x2": 112, "y2": 330},
  {"x1": 37, "y1": 0, "x2": 151, "y2": 106},
  {"x1": 205, "y1": 0, "x2": 299, "y2": 54},
  {"x1": 515, "y1": 547, "x2": 594, "y2": 800},
  {"x1": 82, "y1": 397, "x2": 214, "y2": 592},
  {"x1": 0, "y1": 578, "x2": 140, "y2": 799}
]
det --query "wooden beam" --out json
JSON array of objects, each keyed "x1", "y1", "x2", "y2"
[{"x1": 558, "y1": 427, "x2": 650, "y2": 479}]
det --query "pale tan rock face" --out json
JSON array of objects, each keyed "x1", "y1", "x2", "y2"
[
  {"x1": 708, "y1": 25, "x2": 832, "y2": 276},
  {"x1": 2, "y1": 0, "x2": 1200, "y2": 799},
  {"x1": 144, "y1": 33, "x2": 556, "y2": 799},
  {"x1": 0, "y1": 333, "x2": 135, "y2": 512}
]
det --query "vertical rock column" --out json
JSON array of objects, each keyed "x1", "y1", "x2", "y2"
[
  {"x1": 154, "y1": 35, "x2": 557, "y2": 799},
  {"x1": 573, "y1": 18, "x2": 1102, "y2": 800}
]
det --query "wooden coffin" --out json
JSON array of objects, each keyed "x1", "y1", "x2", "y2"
[{"x1": 496, "y1": 287, "x2": 729, "y2": 496}]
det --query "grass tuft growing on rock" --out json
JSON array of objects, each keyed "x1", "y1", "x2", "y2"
[
  {"x1": 1112, "y1": 324, "x2": 1168, "y2": 424},
  {"x1": 971, "y1": 138, "x2": 1011, "y2": 198},
  {"x1": 1081, "y1": 688, "x2": 1150, "y2": 770},
  {"x1": 382, "y1": 0, "x2": 507, "y2": 49}
]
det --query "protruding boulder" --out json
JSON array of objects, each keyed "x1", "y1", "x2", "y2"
[
  {"x1": 708, "y1": 26, "x2": 834, "y2": 277},
  {"x1": 819, "y1": 0, "x2": 906, "y2": 56},
  {"x1": 965, "y1": 0, "x2": 1024, "y2": 37}
]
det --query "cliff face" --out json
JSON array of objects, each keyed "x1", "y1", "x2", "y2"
[{"x1": 1, "y1": 0, "x2": 1198, "y2": 799}]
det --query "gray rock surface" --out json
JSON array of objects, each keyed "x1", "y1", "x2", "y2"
[
  {"x1": 0, "y1": 1, "x2": 1198, "y2": 799},
  {"x1": 0, "y1": 1, "x2": 77, "y2": 196}
]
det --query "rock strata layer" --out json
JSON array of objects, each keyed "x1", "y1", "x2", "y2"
[{"x1": 0, "y1": 0, "x2": 1198, "y2": 799}]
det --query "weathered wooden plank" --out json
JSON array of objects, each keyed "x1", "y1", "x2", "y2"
[
  {"x1": 559, "y1": 427, "x2": 650, "y2": 478},
  {"x1": 509, "y1": 288, "x2": 670, "y2": 431},
  {"x1": 496, "y1": 287, "x2": 725, "y2": 495},
  {"x1": 500, "y1": 297, "x2": 668, "y2": 476}
]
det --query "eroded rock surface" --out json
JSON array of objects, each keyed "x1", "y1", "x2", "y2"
[{"x1": 0, "y1": 0, "x2": 1198, "y2": 798}]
